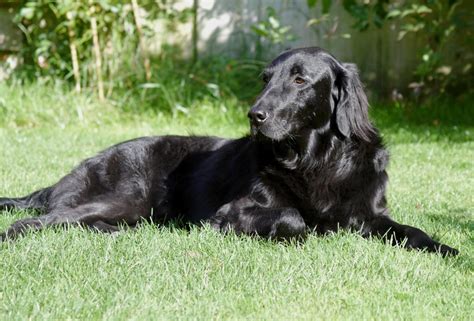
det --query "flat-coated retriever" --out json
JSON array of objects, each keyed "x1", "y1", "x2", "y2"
[{"x1": 0, "y1": 47, "x2": 458, "y2": 256}]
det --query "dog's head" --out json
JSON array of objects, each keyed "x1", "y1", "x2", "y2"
[{"x1": 248, "y1": 47, "x2": 374, "y2": 142}]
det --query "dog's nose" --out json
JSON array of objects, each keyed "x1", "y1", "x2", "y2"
[{"x1": 248, "y1": 109, "x2": 268, "y2": 124}]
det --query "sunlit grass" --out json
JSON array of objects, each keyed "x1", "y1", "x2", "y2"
[{"x1": 0, "y1": 84, "x2": 472, "y2": 320}]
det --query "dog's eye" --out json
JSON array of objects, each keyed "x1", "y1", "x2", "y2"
[
  {"x1": 262, "y1": 74, "x2": 270, "y2": 83},
  {"x1": 294, "y1": 77, "x2": 305, "y2": 85}
]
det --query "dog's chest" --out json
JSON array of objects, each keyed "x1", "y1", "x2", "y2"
[{"x1": 275, "y1": 167, "x2": 338, "y2": 215}]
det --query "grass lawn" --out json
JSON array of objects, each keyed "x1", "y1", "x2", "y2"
[{"x1": 0, "y1": 84, "x2": 473, "y2": 320}]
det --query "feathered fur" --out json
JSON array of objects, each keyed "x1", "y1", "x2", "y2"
[{"x1": 0, "y1": 47, "x2": 458, "y2": 256}]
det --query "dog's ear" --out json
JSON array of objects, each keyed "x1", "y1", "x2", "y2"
[{"x1": 331, "y1": 63, "x2": 375, "y2": 141}]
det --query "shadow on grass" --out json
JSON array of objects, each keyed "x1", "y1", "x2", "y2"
[
  {"x1": 428, "y1": 209, "x2": 473, "y2": 231},
  {"x1": 371, "y1": 99, "x2": 473, "y2": 144},
  {"x1": 425, "y1": 209, "x2": 474, "y2": 272}
]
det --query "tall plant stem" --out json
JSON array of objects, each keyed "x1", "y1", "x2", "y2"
[
  {"x1": 89, "y1": 1, "x2": 105, "y2": 101},
  {"x1": 192, "y1": 0, "x2": 199, "y2": 63},
  {"x1": 131, "y1": 0, "x2": 151, "y2": 81},
  {"x1": 67, "y1": 14, "x2": 81, "y2": 93}
]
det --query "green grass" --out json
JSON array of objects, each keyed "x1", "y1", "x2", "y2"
[{"x1": 0, "y1": 84, "x2": 473, "y2": 320}]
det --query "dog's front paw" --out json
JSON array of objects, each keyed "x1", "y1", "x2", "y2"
[
  {"x1": 435, "y1": 243, "x2": 459, "y2": 257},
  {"x1": 269, "y1": 209, "x2": 307, "y2": 241}
]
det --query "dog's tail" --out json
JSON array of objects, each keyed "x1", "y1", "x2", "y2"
[{"x1": 0, "y1": 186, "x2": 53, "y2": 212}]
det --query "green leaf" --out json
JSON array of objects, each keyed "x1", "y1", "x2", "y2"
[
  {"x1": 387, "y1": 10, "x2": 401, "y2": 18},
  {"x1": 138, "y1": 83, "x2": 161, "y2": 89},
  {"x1": 322, "y1": 0, "x2": 332, "y2": 14},
  {"x1": 397, "y1": 30, "x2": 407, "y2": 41},
  {"x1": 268, "y1": 16, "x2": 280, "y2": 29},
  {"x1": 206, "y1": 83, "x2": 220, "y2": 98},
  {"x1": 306, "y1": 18, "x2": 321, "y2": 26},
  {"x1": 307, "y1": 0, "x2": 318, "y2": 8},
  {"x1": 444, "y1": 25, "x2": 455, "y2": 37},
  {"x1": 20, "y1": 7, "x2": 35, "y2": 20},
  {"x1": 403, "y1": 22, "x2": 424, "y2": 32},
  {"x1": 266, "y1": 7, "x2": 277, "y2": 17},
  {"x1": 374, "y1": 17, "x2": 384, "y2": 28},
  {"x1": 251, "y1": 26, "x2": 269, "y2": 37},
  {"x1": 415, "y1": 5, "x2": 432, "y2": 14},
  {"x1": 401, "y1": 8, "x2": 416, "y2": 18}
]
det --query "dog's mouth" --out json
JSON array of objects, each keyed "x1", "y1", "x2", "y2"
[
  {"x1": 250, "y1": 121, "x2": 291, "y2": 141},
  {"x1": 250, "y1": 123, "x2": 261, "y2": 138}
]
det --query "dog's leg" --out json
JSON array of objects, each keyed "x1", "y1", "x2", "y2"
[
  {"x1": 367, "y1": 215, "x2": 459, "y2": 256},
  {"x1": 87, "y1": 220, "x2": 120, "y2": 233},
  {"x1": 0, "y1": 187, "x2": 52, "y2": 212},
  {"x1": 0, "y1": 217, "x2": 46, "y2": 241},
  {"x1": 210, "y1": 202, "x2": 307, "y2": 241},
  {"x1": 0, "y1": 198, "x2": 22, "y2": 211},
  {"x1": 0, "y1": 199, "x2": 149, "y2": 241},
  {"x1": 0, "y1": 197, "x2": 41, "y2": 211}
]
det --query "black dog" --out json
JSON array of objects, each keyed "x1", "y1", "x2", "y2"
[{"x1": 0, "y1": 47, "x2": 458, "y2": 256}]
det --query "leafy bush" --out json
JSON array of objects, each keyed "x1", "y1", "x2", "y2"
[
  {"x1": 14, "y1": 0, "x2": 193, "y2": 98},
  {"x1": 13, "y1": 0, "x2": 472, "y2": 102},
  {"x1": 307, "y1": 0, "x2": 473, "y2": 97},
  {"x1": 385, "y1": 1, "x2": 473, "y2": 96},
  {"x1": 251, "y1": 7, "x2": 296, "y2": 57}
]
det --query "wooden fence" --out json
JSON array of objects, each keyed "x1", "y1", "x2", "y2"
[{"x1": 1, "y1": 0, "x2": 471, "y2": 96}]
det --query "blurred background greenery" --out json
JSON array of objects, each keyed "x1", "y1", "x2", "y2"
[{"x1": 0, "y1": 0, "x2": 473, "y2": 116}]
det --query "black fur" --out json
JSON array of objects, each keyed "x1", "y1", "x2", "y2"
[{"x1": 0, "y1": 47, "x2": 458, "y2": 256}]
